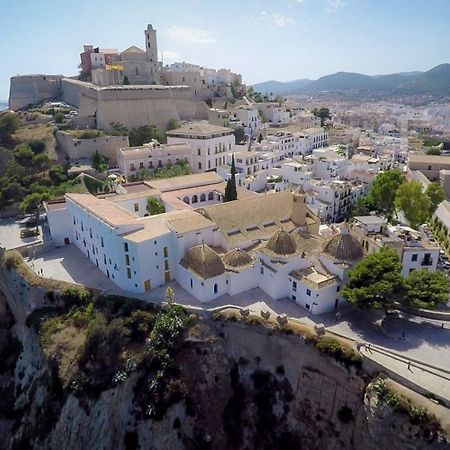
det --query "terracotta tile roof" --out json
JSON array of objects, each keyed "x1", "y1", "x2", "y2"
[{"x1": 65, "y1": 193, "x2": 140, "y2": 229}]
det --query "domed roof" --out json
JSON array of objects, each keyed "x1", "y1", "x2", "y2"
[
  {"x1": 222, "y1": 248, "x2": 253, "y2": 268},
  {"x1": 323, "y1": 226, "x2": 363, "y2": 262},
  {"x1": 181, "y1": 244, "x2": 225, "y2": 279},
  {"x1": 265, "y1": 229, "x2": 297, "y2": 255}
]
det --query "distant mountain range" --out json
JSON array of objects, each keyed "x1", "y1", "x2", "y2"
[{"x1": 252, "y1": 64, "x2": 450, "y2": 96}]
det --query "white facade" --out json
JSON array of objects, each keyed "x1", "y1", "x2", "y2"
[
  {"x1": 167, "y1": 122, "x2": 235, "y2": 173},
  {"x1": 117, "y1": 141, "x2": 193, "y2": 178}
]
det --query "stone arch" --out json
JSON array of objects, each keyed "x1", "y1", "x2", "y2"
[
  {"x1": 200, "y1": 193, "x2": 206, "y2": 202},
  {"x1": 208, "y1": 191, "x2": 214, "y2": 200},
  {"x1": 192, "y1": 195, "x2": 198, "y2": 204},
  {"x1": 183, "y1": 196, "x2": 190, "y2": 204}
]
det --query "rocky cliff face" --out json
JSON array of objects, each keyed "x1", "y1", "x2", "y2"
[{"x1": 0, "y1": 294, "x2": 448, "y2": 450}]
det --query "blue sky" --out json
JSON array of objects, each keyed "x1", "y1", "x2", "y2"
[{"x1": 1, "y1": 0, "x2": 450, "y2": 100}]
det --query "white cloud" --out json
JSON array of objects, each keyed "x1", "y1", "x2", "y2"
[
  {"x1": 325, "y1": 0, "x2": 346, "y2": 13},
  {"x1": 158, "y1": 50, "x2": 180, "y2": 60},
  {"x1": 164, "y1": 27, "x2": 216, "y2": 44},
  {"x1": 272, "y1": 13, "x2": 296, "y2": 27},
  {"x1": 260, "y1": 11, "x2": 296, "y2": 27}
]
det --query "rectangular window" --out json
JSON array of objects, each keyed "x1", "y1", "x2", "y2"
[
  {"x1": 198, "y1": 162, "x2": 202, "y2": 170},
  {"x1": 198, "y1": 148, "x2": 201, "y2": 156},
  {"x1": 411, "y1": 254, "x2": 418, "y2": 262},
  {"x1": 101, "y1": 237, "x2": 104, "y2": 247},
  {"x1": 337, "y1": 285, "x2": 340, "y2": 292},
  {"x1": 124, "y1": 242, "x2": 129, "y2": 252},
  {"x1": 134, "y1": 203, "x2": 139, "y2": 212},
  {"x1": 127, "y1": 268, "x2": 132, "y2": 278},
  {"x1": 163, "y1": 247, "x2": 168, "y2": 258},
  {"x1": 125, "y1": 254, "x2": 130, "y2": 266},
  {"x1": 306, "y1": 289, "x2": 311, "y2": 296},
  {"x1": 292, "y1": 295, "x2": 296, "y2": 301},
  {"x1": 292, "y1": 281, "x2": 297, "y2": 292},
  {"x1": 164, "y1": 260, "x2": 169, "y2": 270},
  {"x1": 260, "y1": 267, "x2": 264, "y2": 274}
]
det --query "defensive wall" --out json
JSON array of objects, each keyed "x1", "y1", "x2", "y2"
[
  {"x1": 55, "y1": 130, "x2": 129, "y2": 165},
  {"x1": 9, "y1": 74, "x2": 63, "y2": 111},
  {"x1": 10, "y1": 76, "x2": 209, "y2": 130}
]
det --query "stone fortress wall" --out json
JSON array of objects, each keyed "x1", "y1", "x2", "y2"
[
  {"x1": 9, "y1": 74, "x2": 63, "y2": 110},
  {"x1": 9, "y1": 75, "x2": 208, "y2": 131},
  {"x1": 55, "y1": 130, "x2": 129, "y2": 165}
]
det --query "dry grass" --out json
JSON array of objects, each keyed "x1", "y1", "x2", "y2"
[
  {"x1": 42, "y1": 324, "x2": 86, "y2": 386},
  {"x1": 280, "y1": 320, "x2": 315, "y2": 339},
  {"x1": 13, "y1": 122, "x2": 54, "y2": 143}
]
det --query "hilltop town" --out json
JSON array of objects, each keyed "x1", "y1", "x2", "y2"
[{"x1": 1, "y1": 20, "x2": 450, "y2": 450}]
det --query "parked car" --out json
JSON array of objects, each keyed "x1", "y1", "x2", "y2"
[
  {"x1": 20, "y1": 228, "x2": 39, "y2": 238},
  {"x1": 24, "y1": 217, "x2": 38, "y2": 227}
]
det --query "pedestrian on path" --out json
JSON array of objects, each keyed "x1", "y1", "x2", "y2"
[{"x1": 407, "y1": 361, "x2": 412, "y2": 371}]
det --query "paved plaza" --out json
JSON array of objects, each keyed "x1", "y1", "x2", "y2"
[{"x1": 0, "y1": 215, "x2": 51, "y2": 250}]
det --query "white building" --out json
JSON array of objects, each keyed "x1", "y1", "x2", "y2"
[
  {"x1": 117, "y1": 140, "x2": 192, "y2": 178},
  {"x1": 45, "y1": 187, "x2": 368, "y2": 314},
  {"x1": 166, "y1": 121, "x2": 235, "y2": 173},
  {"x1": 352, "y1": 216, "x2": 440, "y2": 277}
]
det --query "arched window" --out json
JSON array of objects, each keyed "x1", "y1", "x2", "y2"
[
  {"x1": 135, "y1": 66, "x2": 139, "y2": 76},
  {"x1": 208, "y1": 192, "x2": 214, "y2": 201},
  {"x1": 213, "y1": 283, "x2": 218, "y2": 294},
  {"x1": 192, "y1": 195, "x2": 198, "y2": 204},
  {"x1": 200, "y1": 193, "x2": 206, "y2": 202},
  {"x1": 183, "y1": 196, "x2": 190, "y2": 204}
]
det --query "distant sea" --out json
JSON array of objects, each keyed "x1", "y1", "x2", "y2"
[{"x1": 0, "y1": 101, "x2": 8, "y2": 111}]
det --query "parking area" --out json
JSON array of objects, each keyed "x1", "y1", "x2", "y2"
[{"x1": 0, "y1": 215, "x2": 51, "y2": 250}]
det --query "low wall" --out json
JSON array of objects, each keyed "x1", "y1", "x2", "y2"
[{"x1": 55, "y1": 131, "x2": 129, "y2": 165}]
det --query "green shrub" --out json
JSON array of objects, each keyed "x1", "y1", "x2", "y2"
[
  {"x1": 54, "y1": 112, "x2": 65, "y2": 124},
  {"x1": 60, "y1": 287, "x2": 92, "y2": 308},
  {"x1": 78, "y1": 130, "x2": 100, "y2": 140},
  {"x1": 313, "y1": 336, "x2": 362, "y2": 367},
  {"x1": 28, "y1": 139, "x2": 46, "y2": 154}
]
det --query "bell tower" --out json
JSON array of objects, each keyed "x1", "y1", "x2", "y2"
[
  {"x1": 144, "y1": 24, "x2": 158, "y2": 63},
  {"x1": 291, "y1": 187, "x2": 307, "y2": 226}
]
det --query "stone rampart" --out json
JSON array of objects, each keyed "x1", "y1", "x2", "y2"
[
  {"x1": 55, "y1": 131, "x2": 129, "y2": 164},
  {"x1": 9, "y1": 75, "x2": 63, "y2": 110}
]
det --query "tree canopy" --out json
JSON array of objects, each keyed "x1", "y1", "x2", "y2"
[
  {"x1": 395, "y1": 180, "x2": 431, "y2": 229},
  {"x1": 425, "y1": 183, "x2": 445, "y2": 215},
  {"x1": 0, "y1": 113, "x2": 20, "y2": 146},
  {"x1": 129, "y1": 125, "x2": 166, "y2": 146},
  {"x1": 224, "y1": 154, "x2": 237, "y2": 202},
  {"x1": 91, "y1": 150, "x2": 108, "y2": 172},
  {"x1": 166, "y1": 118, "x2": 179, "y2": 131},
  {"x1": 404, "y1": 269, "x2": 450, "y2": 309},
  {"x1": 369, "y1": 169, "x2": 405, "y2": 221},
  {"x1": 312, "y1": 107, "x2": 331, "y2": 126},
  {"x1": 342, "y1": 246, "x2": 404, "y2": 310},
  {"x1": 147, "y1": 197, "x2": 165, "y2": 215}
]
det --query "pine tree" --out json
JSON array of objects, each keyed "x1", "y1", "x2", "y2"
[{"x1": 224, "y1": 154, "x2": 237, "y2": 202}]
